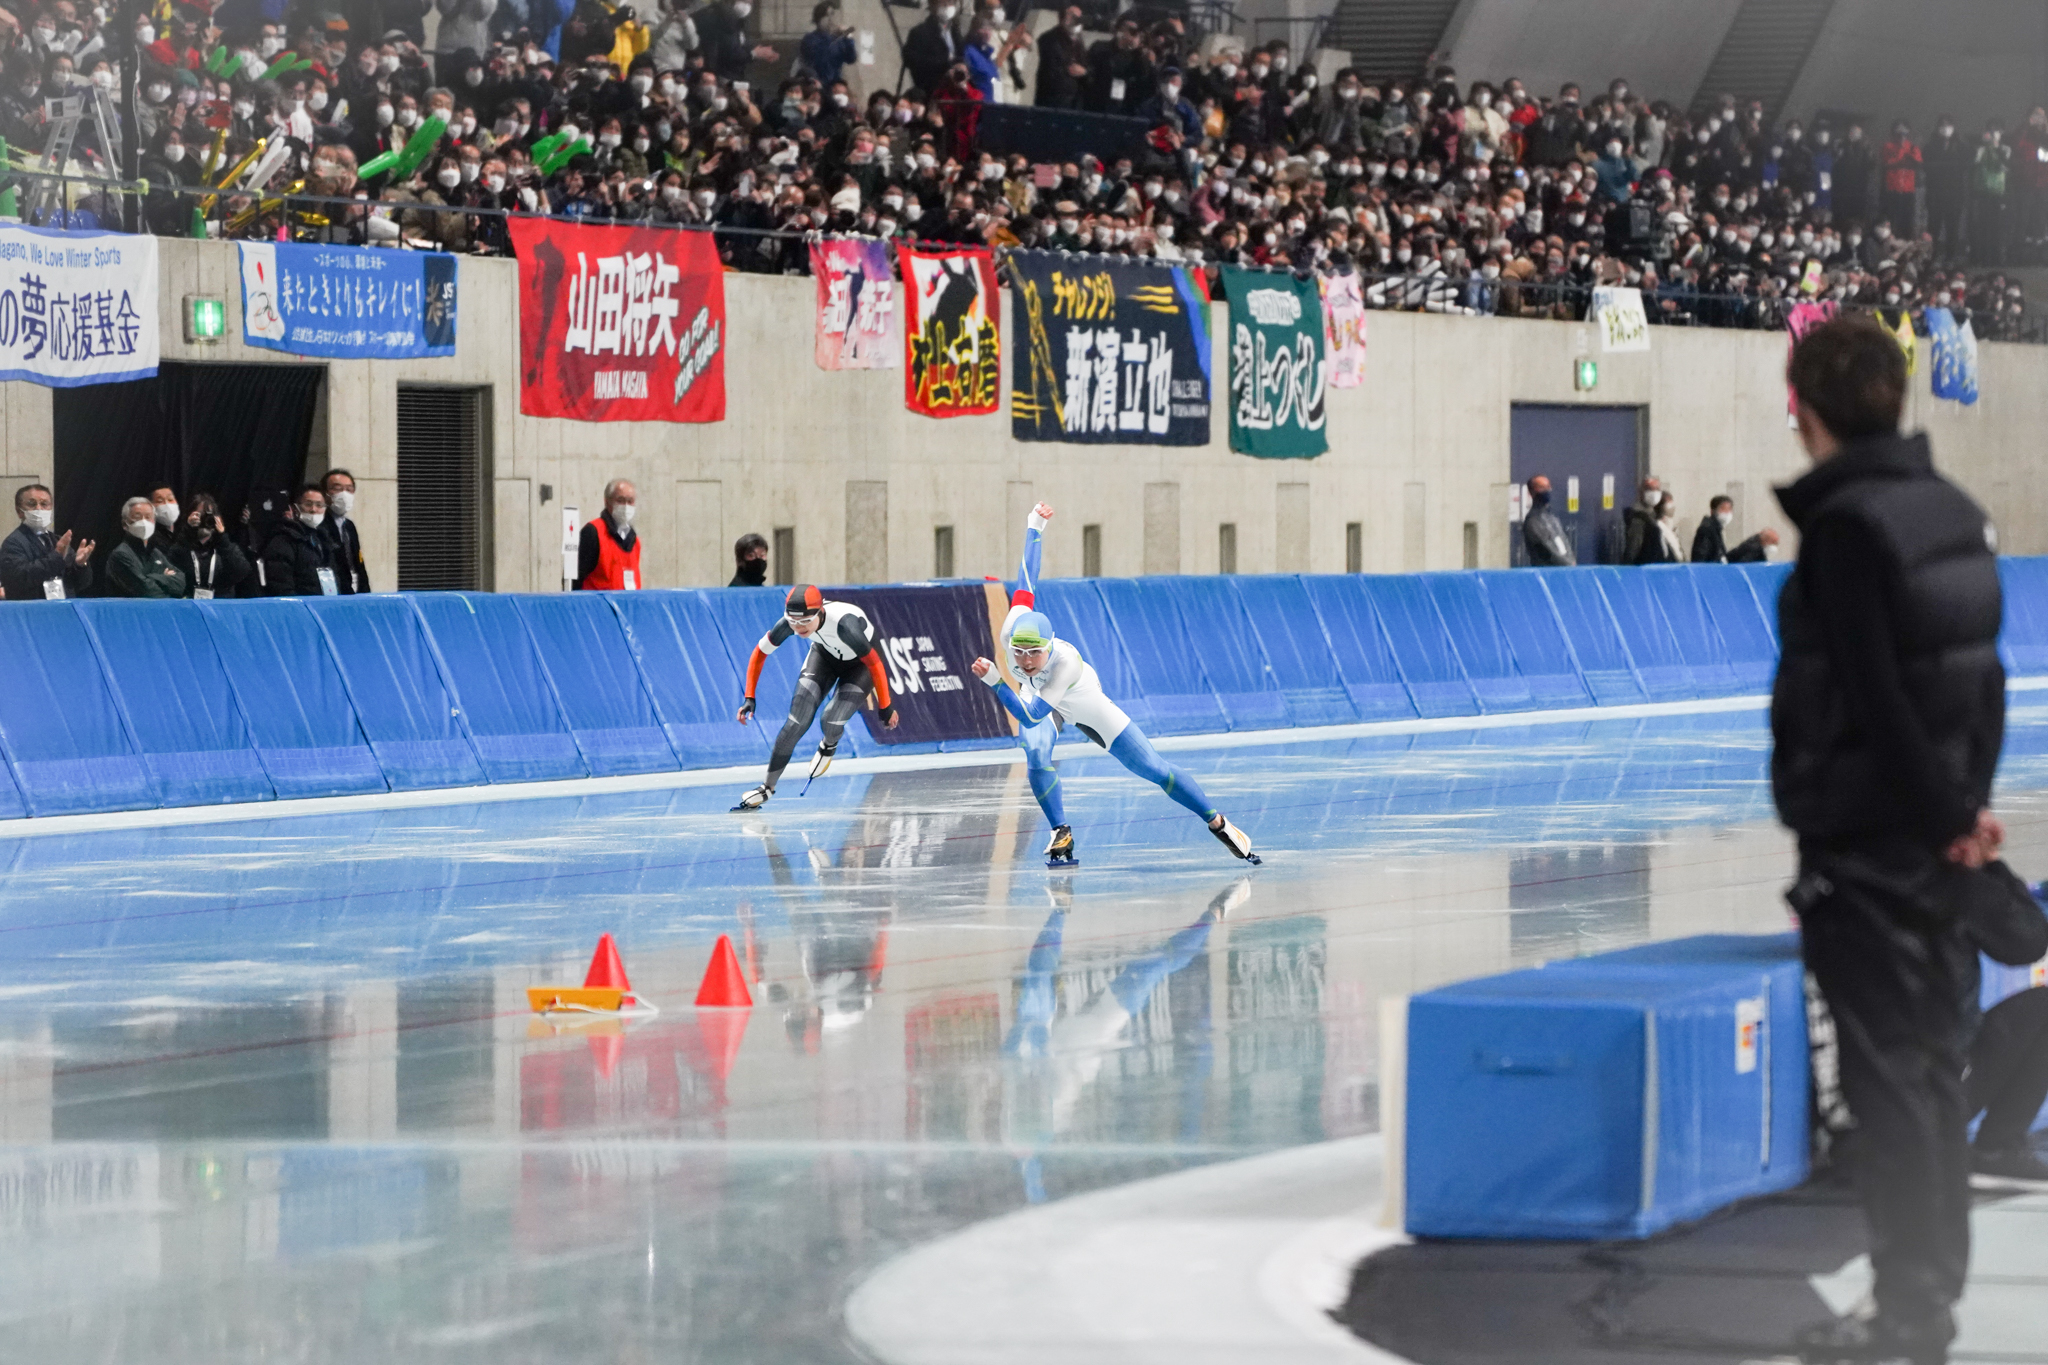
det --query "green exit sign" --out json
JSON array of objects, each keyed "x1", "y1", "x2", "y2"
[
  {"x1": 1573, "y1": 356, "x2": 1599, "y2": 391},
  {"x1": 184, "y1": 295, "x2": 225, "y2": 343}
]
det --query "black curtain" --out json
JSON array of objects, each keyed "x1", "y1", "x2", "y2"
[{"x1": 53, "y1": 362, "x2": 323, "y2": 590}]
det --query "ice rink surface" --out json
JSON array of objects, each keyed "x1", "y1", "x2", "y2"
[{"x1": 3, "y1": 700, "x2": 2048, "y2": 1362}]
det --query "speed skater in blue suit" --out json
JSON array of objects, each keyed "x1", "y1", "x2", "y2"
[{"x1": 969, "y1": 502, "x2": 1260, "y2": 869}]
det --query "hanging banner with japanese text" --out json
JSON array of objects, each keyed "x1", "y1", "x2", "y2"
[
  {"x1": 1785, "y1": 300, "x2": 1838, "y2": 422},
  {"x1": 811, "y1": 238, "x2": 898, "y2": 370},
  {"x1": 0, "y1": 226, "x2": 156, "y2": 387},
  {"x1": 509, "y1": 219, "x2": 725, "y2": 423},
  {"x1": 1321, "y1": 270, "x2": 1367, "y2": 389},
  {"x1": 238, "y1": 241, "x2": 456, "y2": 359},
  {"x1": 1927, "y1": 306, "x2": 1980, "y2": 406},
  {"x1": 1590, "y1": 286, "x2": 1650, "y2": 352},
  {"x1": 1007, "y1": 250, "x2": 1210, "y2": 445},
  {"x1": 1219, "y1": 266, "x2": 1326, "y2": 458},
  {"x1": 897, "y1": 243, "x2": 999, "y2": 418}
]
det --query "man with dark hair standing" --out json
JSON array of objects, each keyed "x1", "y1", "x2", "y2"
[
  {"x1": 264, "y1": 485, "x2": 342, "y2": 597},
  {"x1": 321, "y1": 468, "x2": 370, "y2": 594},
  {"x1": 730, "y1": 532, "x2": 769, "y2": 586},
  {"x1": 1691, "y1": 494, "x2": 1736, "y2": 562},
  {"x1": 1776, "y1": 314, "x2": 2005, "y2": 1365}
]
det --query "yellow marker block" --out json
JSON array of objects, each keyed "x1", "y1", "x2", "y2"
[{"x1": 527, "y1": 986, "x2": 629, "y2": 1013}]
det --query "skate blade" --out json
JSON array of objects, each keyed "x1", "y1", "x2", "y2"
[{"x1": 1045, "y1": 856, "x2": 1079, "y2": 869}]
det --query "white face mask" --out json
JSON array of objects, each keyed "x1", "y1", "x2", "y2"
[
  {"x1": 1642, "y1": 489, "x2": 1660, "y2": 508},
  {"x1": 126, "y1": 518, "x2": 153, "y2": 541},
  {"x1": 22, "y1": 508, "x2": 51, "y2": 532},
  {"x1": 146, "y1": 83, "x2": 169, "y2": 103},
  {"x1": 299, "y1": 509, "x2": 325, "y2": 530},
  {"x1": 154, "y1": 501, "x2": 178, "y2": 526},
  {"x1": 437, "y1": 168, "x2": 461, "y2": 188},
  {"x1": 260, "y1": 35, "x2": 285, "y2": 56},
  {"x1": 937, "y1": 4, "x2": 956, "y2": 17},
  {"x1": 135, "y1": 23, "x2": 153, "y2": 43},
  {"x1": 1716, "y1": 512, "x2": 1732, "y2": 527},
  {"x1": 376, "y1": 104, "x2": 395, "y2": 126},
  {"x1": 461, "y1": 160, "x2": 480, "y2": 182},
  {"x1": 163, "y1": 143, "x2": 185, "y2": 163},
  {"x1": 379, "y1": 53, "x2": 401, "y2": 73},
  {"x1": 328, "y1": 490, "x2": 354, "y2": 518},
  {"x1": 397, "y1": 108, "x2": 419, "y2": 128},
  {"x1": 611, "y1": 501, "x2": 636, "y2": 526},
  {"x1": 598, "y1": 132, "x2": 621, "y2": 148},
  {"x1": 486, "y1": 173, "x2": 506, "y2": 192}
]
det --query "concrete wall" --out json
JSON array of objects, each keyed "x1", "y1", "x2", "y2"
[
  {"x1": 1439, "y1": 0, "x2": 1744, "y2": 109},
  {"x1": 4, "y1": 236, "x2": 2045, "y2": 592},
  {"x1": 1782, "y1": 0, "x2": 2048, "y2": 135}
]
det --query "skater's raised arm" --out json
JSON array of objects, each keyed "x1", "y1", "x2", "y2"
[{"x1": 1002, "y1": 502, "x2": 1054, "y2": 642}]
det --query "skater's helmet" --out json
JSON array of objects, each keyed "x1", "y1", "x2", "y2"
[
  {"x1": 1007, "y1": 611, "x2": 1055, "y2": 655},
  {"x1": 784, "y1": 584, "x2": 825, "y2": 620}
]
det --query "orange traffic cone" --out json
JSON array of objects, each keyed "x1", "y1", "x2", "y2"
[
  {"x1": 527, "y1": 934, "x2": 642, "y2": 1014},
  {"x1": 695, "y1": 934, "x2": 753, "y2": 1008},
  {"x1": 585, "y1": 933, "x2": 632, "y2": 992}
]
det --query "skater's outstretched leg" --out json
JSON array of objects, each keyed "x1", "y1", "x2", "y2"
[{"x1": 1107, "y1": 724, "x2": 1260, "y2": 863}]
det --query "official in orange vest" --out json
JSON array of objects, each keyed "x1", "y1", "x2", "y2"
[{"x1": 576, "y1": 479, "x2": 643, "y2": 590}]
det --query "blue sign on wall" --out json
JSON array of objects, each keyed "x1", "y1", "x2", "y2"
[{"x1": 237, "y1": 241, "x2": 456, "y2": 359}]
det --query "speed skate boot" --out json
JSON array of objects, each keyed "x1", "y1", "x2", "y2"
[
  {"x1": 731, "y1": 784, "x2": 772, "y2": 811},
  {"x1": 1045, "y1": 824, "x2": 1077, "y2": 868},
  {"x1": 1208, "y1": 815, "x2": 1261, "y2": 865},
  {"x1": 809, "y1": 742, "x2": 837, "y2": 781}
]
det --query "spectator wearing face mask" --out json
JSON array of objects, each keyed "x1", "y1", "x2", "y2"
[
  {"x1": 1690, "y1": 494, "x2": 1738, "y2": 562},
  {"x1": 1973, "y1": 121, "x2": 2012, "y2": 265},
  {"x1": 0, "y1": 483, "x2": 92, "y2": 601},
  {"x1": 730, "y1": 531, "x2": 769, "y2": 586},
  {"x1": 168, "y1": 493, "x2": 252, "y2": 600},
  {"x1": 107, "y1": 496, "x2": 189, "y2": 599},
  {"x1": 577, "y1": 479, "x2": 642, "y2": 589},
  {"x1": 320, "y1": 469, "x2": 371, "y2": 594},
  {"x1": 434, "y1": 0, "x2": 499, "y2": 81},
  {"x1": 1924, "y1": 116, "x2": 1970, "y2": 254},
  {"x1": 1621, "y1": 475, "x2": 1664, "y2": 564},
  {"x1": 1881, "y1": 121, "x2": 1923, "y2": 239},
  {"x1": 1034, "y1": 6, "x2": 1086, "y2": 111},
  {"x1": 263, "y1": 485, "x2": 342, "y2": 596},
  {"x1": 1520, "y1": 475, "x2": 1574, "y2": 567}
]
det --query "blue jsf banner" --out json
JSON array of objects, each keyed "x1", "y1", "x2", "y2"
[
  {"x1": 829, "y1": 583, "x2": 1014, "y2": 746},
  {"x1": 237, "y1": 242, "x2": 457, "y2": 359}
]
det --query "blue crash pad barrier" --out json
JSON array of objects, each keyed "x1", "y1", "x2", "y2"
[
  {"x1": 608, "y1": 592, "x2": 768, "y2": 769},
  {"x1": 1425, "y1": 572, "x2": 1534, "y2": 714},
  {"x1": 197, "y1": 599, "x2": 387, "y2": 799},
  {"x1": 1228, "y1": 575, "x2": 1363, "y2": 727},
  {"x1": 1360, "y1": 575, "x2": 1479, "y2": 718},
  {"x1": 513, "y1": 595, "x2": 682, "y2": 777},
  {"x1": 0, "y1": 602, "x2": 143, "y2": 815},
  {"x1": 73, "y1": 599, "x2": 273, "y2": 808},
  {"x1": 304, "y1": 597, "x2": 486, "y2": 791},
  {"x1": 407, "y1": 594, "x2": 587, "y2": 784},
  {"x1": 1406, "y1": 932, "x2": 1808, "y2": 1241},
  {"x1": 12, "y1": 557, "x2": 2048, "y2": 819},
  {"x1": 1471, "y1": 572, "x2": 1594, "y2": 711}
]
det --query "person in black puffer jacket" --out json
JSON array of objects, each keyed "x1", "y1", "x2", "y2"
[
  {"x1": 1774, "y1": 315, "x2": 2005, "y2": 1365},
  {"x1": 261, "y1": 486, "x2": 341, "y2": 597}
]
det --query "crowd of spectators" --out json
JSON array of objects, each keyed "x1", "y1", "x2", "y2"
[
  {"x1": 0, "y1": 473, "x2": 367, "y2": 599},
  {"x1": 0, "y1": 0, "x2": 2037, "y2": 338}
]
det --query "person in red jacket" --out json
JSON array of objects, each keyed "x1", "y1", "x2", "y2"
[
  {"x1": 575, "y1": 479, "x2": 642, "y2": 590},
  {"x1": 731, "y1": 584, "x2": 900, "y2": 809},
  {"x1": 1881, "y1": 122, "x2": 1923, "y2": 238}
]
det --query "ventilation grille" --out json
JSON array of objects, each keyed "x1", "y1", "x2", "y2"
[{"x1": 396, "y1": 386, "x2": 485, "y2": 592}]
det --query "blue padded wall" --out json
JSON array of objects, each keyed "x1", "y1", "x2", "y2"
[
  {"x1": 1360, "y1": 576, "x2": 1479, "y2": 718},
  {"x1": 1092, "y1": 579, "x2": 1228, "y2": 735},
  {"x1": 20, "y1": 557, "x2": 2048, "y2": 821},
  {"x1": 407, "y1": 594, "x2": 586, "y2": 783},
  {"x1": 1471, "y1": 572, "x2": 1594, "y2": 710},
  {"x1": 513, "y1": 595, "x2": 681, "y2": 777},
  {"x1": 1297, "y1": 576, "x2": 1418, "y2": 721},
  {"x1": 197, "y1": 600, "x2": 387, "y2": 799},
  {"x1": 1156, "y1": 576, "x2": 1287, "y2": 731},
  {"x1": 0, "y1": 602, "x2": 143, "y2": 815},
  {"x1": 1425, "y1": 573, "x2": 1534, "y2": 714},
  {"x1": 1590, "y1": 568, "x2": 1695, "y2": 701},
  {"x1": 608, "y1": 592, "x2": 768, "y2": 768},
  {"x1": 1640, "y1": 568, "x2": 1740, "y2": 697},
  {"x1": 74, "y1": 599, "x2": 273, "y2": 808},
  {"x1": 1228, "y1": 576, "x2": 1362, "y2": 727},
  {"x1": 1537, "y1": 573, "x2": 1647, "y2": 706},
  {"x1": 304, "y1": 597, "x2": 486, "y2": 791}
]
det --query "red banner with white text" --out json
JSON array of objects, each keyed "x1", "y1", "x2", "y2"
[
  {"x1": 510, "y1": 219, "x2": 725, "y2": 423},
  {"x1": 896, "y1": 243, "x2": 1000, "y2": 418}
]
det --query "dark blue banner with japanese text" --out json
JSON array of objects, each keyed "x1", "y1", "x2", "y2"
[{"x1": 1009, "y1": 250, "x2": 1211, "y2": 446}]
